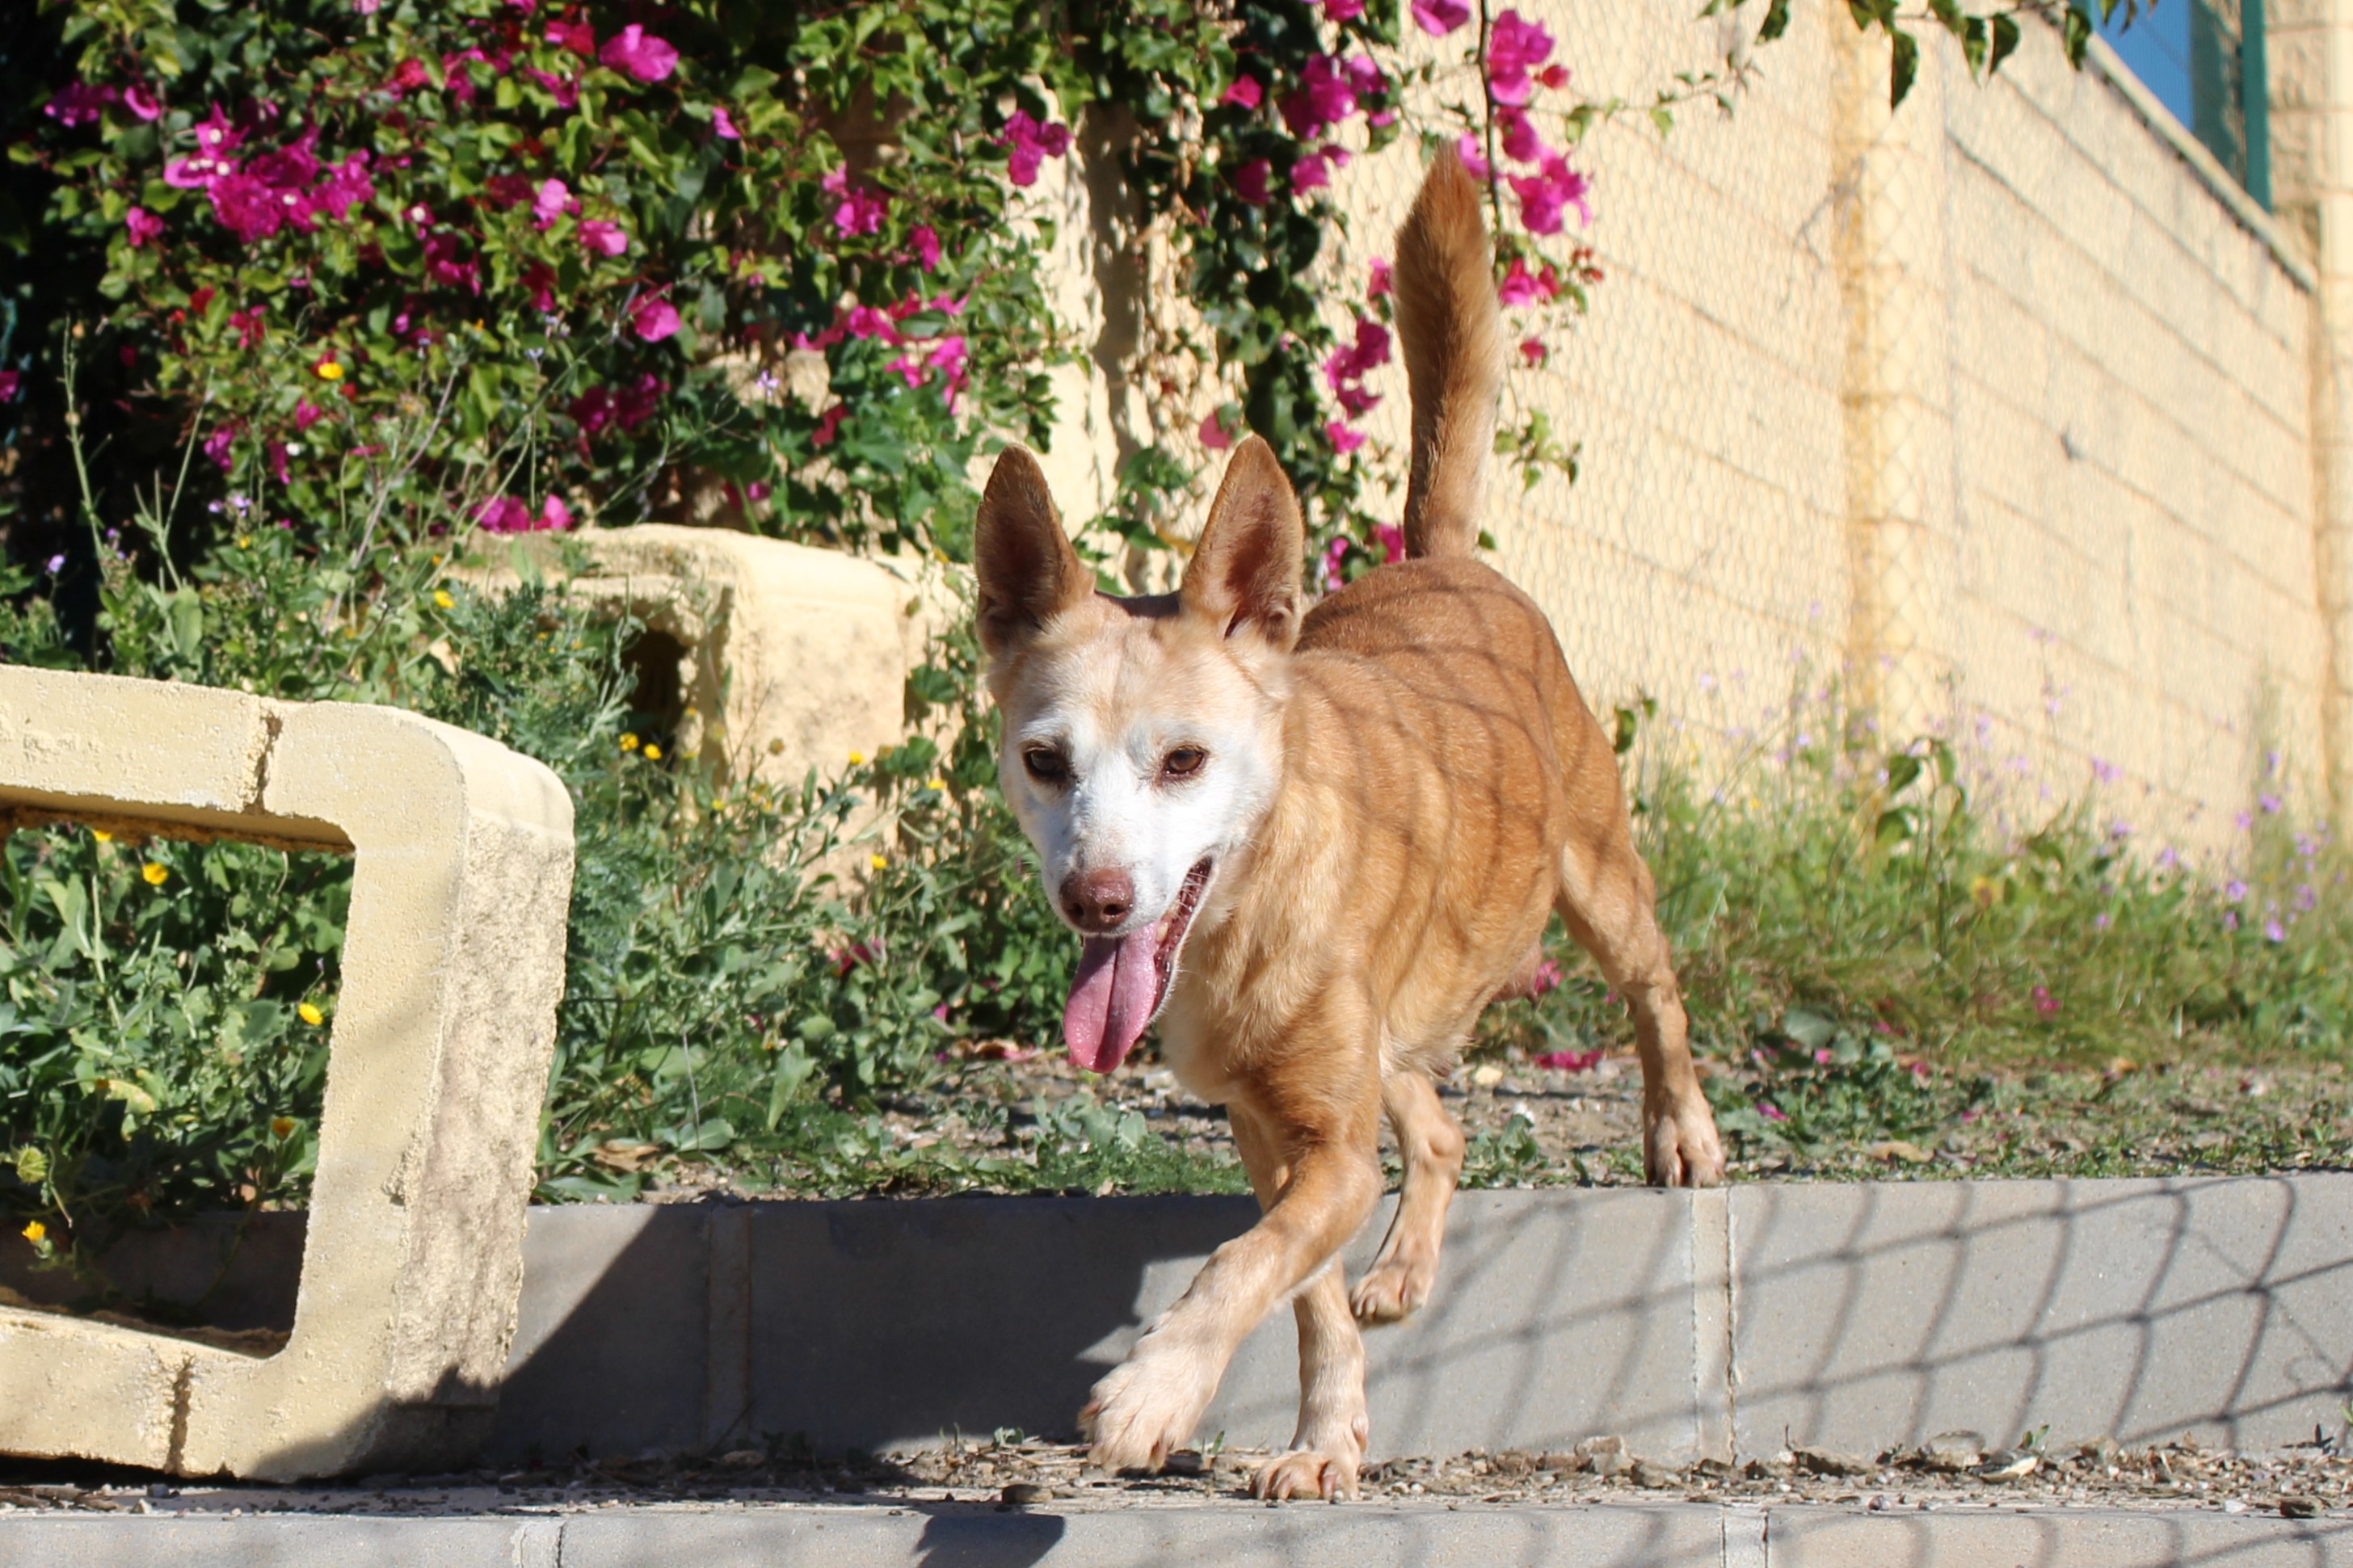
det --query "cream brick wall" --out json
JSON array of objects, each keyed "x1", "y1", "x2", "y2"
[{"x1": 1027, "y1": 0, "x2": 2334, "y2": 847}]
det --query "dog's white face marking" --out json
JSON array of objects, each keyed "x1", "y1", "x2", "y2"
[{"x1": 996, "y1": 605, "x2": 1286, "y2": 942}]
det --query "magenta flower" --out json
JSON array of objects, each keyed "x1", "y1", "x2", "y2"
[
  {"x1": 631, "y1": 294, "x2": 681, "y2": 343},
  {"x1": 1498, "y1": 257, "x2": 1546, "y2": 306},
  {"x1": 209, "y1": 174, "x2": 287, "y2": 244},
  {"x1": 1533, "y1": 1048, "x2": 1603, "y2": 1073},
  {"x1": 1221, "y1": 77, "x2": 1264, "y2": 111},
  {"x1": 578, "y1": 219, "x2": 629, "y2": 257},
  {"x1": 2265, "y1": 918, "x2": 2288, "y2": 943},
  {"x1": 532, "y1": 178, "x2": 575, "y2": 229},
  {"x1": 821, "y1": 166, "x2": 890, "y2": 237},
  {"x1": 600, "y1": 25, "x2": 679, "y2": 83},
  {"x1": 1324, "y1": 316, "x2": 1391, "y2": 418},
  {"x1": 1374, "y1": 521, "x2": 1404, "y2": 561},
  {"x1": 1324, "y1": 0, "x2": 1366, "y2": 18},
  {"x1": 124, "y1": 207, "x2": 166, "y2": 248},
  {"x1": 812, "y1": 404, "x2": 848, "y2": 448},
  {"x1": 1290, "y1": 148, "x2": 1333, "y2": 194},
  {"x1": 422, "y1": 231, "x2": 482, "y2": 294},
  {"x1": 547, "y1": 18, "x2": 596, "y2": 56},
  {"x1": 295, "y1": 399, "x2": 324, "y2": 431},
  {"x1": 476, "y1": 495, "x2": 533, "y2": 534},
  {"x1": 911, "y1": 223, "x2": 942, "y2": 272},
  {"x1": 1412, "y1": 0, "x2": 1471, "y2": 35},
  {"x1": 1484, "y1": 9, "x2": 1556, "y2": 106},
  {"x1": 1497, "y1": 106, "x2": 1545, "y2": 165},
  {"x1": 711, "y1": 106, "x2": 739, "y2": 141},
  {"x1": 1199, "y1": 411, "x2": 1233, "y2": 450},
  {"x1": 124, "y1": 85, "x2": 163, "y2": 122},
  {"x1": 1232, "y1": 158, "x2": 1272, "y2": 206},
  {"x1": 44, "y1": 82, "x2": 116, "y2": 128},
  {"x1": 1326, "y1": 419, "x2": 1366, "y2": 454},
  {"x1": 1000, "y1": 110, "x2": 1073, "y2": 187},
  {"x1": 1454, "y1": 132, "x2": 1491, "y2": 180},
  {"x1": 1759, "y1": 1102, "x2": 1787, "y2": 1122},
  {"x1": 1367, "y1": 257, "x2": 1393, "y2": 300},
  {"x1": 525, "y1": 68, "x2": 580, "y2": 108},
  {"x1": 1281, "y1": 53, "x2": 1362, "y2": 139},
  {"x1": 540, "y1": 494, "x2": 574, "y2": 530},
  {"x1": 309, "y1": 153, "x2": 376, "y2": 222},
  {"x1": 1519, "y1": 337, "x2": 1547, "y2": 366},
  {"x1": 203, "y1": 426, "x2": 237, "y2": 473},
  {"x1": 2031, "y1": 985, "x2": 2059, "y2": 1017},
  {"x1": 1509, "y1": 153, "x2": 1590, "y2": 233}
]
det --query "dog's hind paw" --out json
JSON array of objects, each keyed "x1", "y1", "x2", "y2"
[{"x1": 1251, "y1": 1448, "x2": 1360, "y2": 1502}]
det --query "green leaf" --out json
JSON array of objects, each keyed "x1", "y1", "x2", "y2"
[
  {"x1": 1759, "y1": 0, "x2": 1793, "y2": 44},
  {"x1": 1891, "y1": 29, "x2": 1920, "y2": 107},
  {"x1": 1989, "y1": 13, "x2": 2023, "y2": 72}
]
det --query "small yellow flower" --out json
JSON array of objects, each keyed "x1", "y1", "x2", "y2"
[
  {"x1": 141, "y1": 862, "x2": 169, "y2": 886},
  {"x1": 848, "y1": 751, "x2": 866, "y2": 766},
  {"x1": 434, "y1": 589, "x2": 454, "y2": 610},
  {"x1": 642, "y1": 742, "x2": 663, "y2": 761},
  {"x1": 869, "y1": 853, "x2": 888, "y2": 871},
  {"x1": 237, "y1": 535, "x2": 252, "y2": 550},
  {"x1": 91, "y1": 829, "x2": 112, "y2": 843},
  {"x1": 924, "y1": 778, "x2": 947, "y2": 792},
  {"x1": 20, "y1": 1221, "x2": 44, "y2": 1245},
  {"x1": 315, "y1": 359, "x2": 344, "y2": 381},
  {"x1": 298, "y1": 1003, "x2": 325, "y2": 1027},
  {"x1": 620, "y1": 733, "x2": 641, "y2": 752},
  {"x1": 271, "y1": 1116, "x2": 298, "y2": 1138}
]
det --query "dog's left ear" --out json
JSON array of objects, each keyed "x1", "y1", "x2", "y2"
[{"x1": 1181, "y1": 435, "x2": 1303, "y2": 652}]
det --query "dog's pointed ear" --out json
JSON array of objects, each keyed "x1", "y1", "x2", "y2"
[
  {"x1": 974, "y1": 446, "x2": 1092, "y2": 657},
  {"x1": 1181, "y1": 436, "x2": 1303, "y2": 652}
]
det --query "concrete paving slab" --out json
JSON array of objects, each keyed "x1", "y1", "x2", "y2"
[
  {"x1": 1730, "y1": 1176, "x2": 2353, "y2": 1457},
  {"x1": 1765, "y1": 1506, "x2": 2353, "y2": 1566}
]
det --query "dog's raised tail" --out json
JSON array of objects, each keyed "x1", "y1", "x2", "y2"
[{"x1": 1394, "y1": 145, "x2": 1505, "y2": 560}]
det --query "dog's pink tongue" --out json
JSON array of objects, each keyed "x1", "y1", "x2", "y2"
[{"x1": 1064, "y1": 927, "x2": 1160, "y2": 1074}]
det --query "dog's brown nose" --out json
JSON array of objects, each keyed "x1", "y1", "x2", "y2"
[{"x1": 1061, "y1": 868, "x2": 1135, "y2": 933}]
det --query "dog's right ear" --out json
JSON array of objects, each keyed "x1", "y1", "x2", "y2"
[{"x1": 974, "y1": 446, "x2": 1092, "y2": 657}]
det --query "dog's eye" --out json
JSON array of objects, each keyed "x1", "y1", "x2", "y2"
[
  {"x1": 1022, "y1": 746, "x2": 1070, "y2": 784},
  {"x1": 1160, "y1": 746, "x2": 1208, "y2": 781}
]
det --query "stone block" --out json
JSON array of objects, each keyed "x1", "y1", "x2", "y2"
[
  {"x1": 1729, "y1": 1175, "x2": 2353, "y2": 1457},
  {"x1": 0, "y1": 668, "x2": 574, "y2": 1480},
  {"x1": 464, "y1": 525, "x2": 958, "y2": 789}
]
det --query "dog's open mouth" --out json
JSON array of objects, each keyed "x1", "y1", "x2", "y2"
[{"x1": 1062, "y1": 857, "x2": 1214, "y2": 1074}]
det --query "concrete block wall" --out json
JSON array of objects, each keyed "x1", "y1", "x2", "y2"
[{"x1": 1021, "y1": 0, "x2": 2344, "y2": 849}]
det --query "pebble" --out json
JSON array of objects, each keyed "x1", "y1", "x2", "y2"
[
  {"x1": 1794, "y1": 1447, "x2": 1874, "y2": 1478},
  {"x1": 2280, "y1": 1495, "x2": 2320, "y2": 1520},
  {"x1": 1628, "y1": 1460, "x2": 1680, "y2": 1489},
  {"x1": 998, "y1": 1483, "x2": 1054, "y2": 1507}
]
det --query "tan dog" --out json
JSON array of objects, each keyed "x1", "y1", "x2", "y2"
[{"x1": 971, "y1": 149, "x2": 1724, "y2": 1502}]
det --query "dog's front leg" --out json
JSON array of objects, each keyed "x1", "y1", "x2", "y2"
[{"x1": 1082, "y1": 1108, "x2": 1380, "y2": 1483}]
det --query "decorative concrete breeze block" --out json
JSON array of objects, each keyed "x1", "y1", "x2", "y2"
[
  {"x1": 0, "y1": 668, "x2": 575, "y2": 1480},
  {"x1": 464, "y1": 525, "x2": 954, "y2": 788}
]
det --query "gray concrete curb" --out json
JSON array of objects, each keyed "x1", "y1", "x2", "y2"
[
  {"x1": 8, "y1": 1175, "x2": 2351, "y2": 1465},
  {"x1": 5, "y1": 1501, "x2": 2352, "y2": 1567}
]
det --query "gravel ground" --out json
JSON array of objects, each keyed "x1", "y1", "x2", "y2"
[{"x1": 2, "y1": 1436, "x2": 2344, "y2": 1519}]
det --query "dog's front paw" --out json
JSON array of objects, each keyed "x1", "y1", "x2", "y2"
[
  {"x1": 1252, "y1": 1447, "x2": 1361, "y2": 1502},
  {"x1": 1080, "y1": 1335, "x2": 1221, "y2": 1475},
  {"x1": 1644, "y1": 1091, "x2": 1725, "y2": 1188},
  {"x1": 1349, "y1": 1246, "x2": 1436, "y2": 1325}
]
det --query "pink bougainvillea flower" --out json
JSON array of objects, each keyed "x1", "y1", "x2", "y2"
[
  {"x1": 910, "y1": 223, "x2": 941, "y2": 272},
  {"x1": 532, "y1": 177, "x2": 575, "y2": 228},
  {"x1": 1231, "y1": 158, "x2": 1272, "y2": 206},
  {"x1": 1532, "y1": 1047, "x2": 1604, "y2": 1073},
  {"x1": 123, "y1": 85, "x2": 162, "y2": 122},
  {"x1": 1374, "y1": 520, "x2": 1404, "y2": 561},
  {"x1": 422, "y1": 230, "x2": 482, "y2": 293},
  {"x1": 1497, "y1": 257, "x2": 1542, "y2": 307},
  {"x1": 524, "y1": 67, "x2": 579, "y2": 107},
  {"x1": 811, "y1": 404, "x2": 848, "y2": 448},
  {"x1": 1368, "y1": 256, "x2": 1392, "y2": 297},
  {"x1": 578, "y1": 218, "x2": 629, "y2": 256},
  {"x1": 630, "y1": 293, "x2": 680, "y2": 343},
  {"x1": 1199, "y1": 410, "x2": 1233, "y2": 450},
  {"x1": 843, "y1": 304, "x2": 895, "y2": 341},
  {"x1": 1290, "y1": 147, "x2": 1333, "y2": 194},
  {"x1": 388, "y1": 57, "x2": 434, "y2": 96},
  {"x1": 228, "y1": 305, "x2": 267, "y2": 349},
  {"x1": 1454, "y1": 132, "x2": 1491, "y2": 180},
  {"x1": 267, "y1": 441, "x2": 291, "y2": 483},
  {"x1": 1325, "y1": 419, "x2": 1366, "y2": 454},
  {"x1": 520, "y1": 260, "x2": 557, "y2": 310},
  {"x1": 1759, "y1": 1102, "x2": 1788, "y2": 1122},
  {"x1": 599, "y1": 24, "x2": 679, "y2": 82},
  {"x1": 710, "y1": 106, "x2": 739, "y2": 140},
  {"x1": 1220, "y1": 76, "x2": 1263, "y2": 111},
  {"x1": 547, "y1": 17, "x2": 596, "y2": 57},
  {"x1": 124, "y1": 206, "x2": 166, "y2": 248},
  {"x1": 1280, "y1": 53, "x2": 1362, "y2": 140},
  {"x1": 1484, "y1": 10, "x2": 1556, "y2": 106},
  {"x1": 1000, "y1": 109, "x2": 1073, "y2": 187},
  {"x1": 1325, "y1": 0, "x2": 1366, "y2": 18},
  {"x1": 1519, "y1": 336, "x2": 1547, "y2": 366},
  {"x1": 824, "y1": 169, "x2": 889, "y2": 237},
  {"x1": 1324, "y1": 315, "x2": 1391, "y2": 418},
  {"x1": 1536, "y1": 63, "x2": 1571, "y2": 90},
  {"x1": 0, "y1": 373, "x2": 20, "y2": 402},
  {"x1": 203, "y1": 425, "x2": 237, "y2": 473},
  {"x1": 928, "y1": 334, "x2": 970, "y2": 406},
  {"x1": 309, "y1": 153, "x2": 375, "y2": 222},
  {"x1": 44, "y1": 82, "x2": 116, "y2": 128},
  {"x1": 540, "y1": 494, "x2": 574, "y2": 530},
  {"x1": 1509, "y1": 153, "x2": 1590, "y2": 233},
  {"x1": 1412, "y1": 0, "x2": 1471, "y2": 35},
  {"x1": 1496, "y1": 105, "x2": 1544, "y2": 164},
  {"x1": 294, "y1": 398, "x2": 325, "y2": 431},
  {"x1": 476, "y1": 495, "x2": 533, "y2": 533},
  {"x1": 209, "y1": 174, "x2": 287, "y2": 244},
  {"x1": 1319, "y1": 534, "x2": 1350, "y2": 587},
  {"x1": 1345, "y1": 54, "x2": 1385, "y2": 99},
  {"x1": 615, "y1": 373, "x2": 667, "y2": 431}
]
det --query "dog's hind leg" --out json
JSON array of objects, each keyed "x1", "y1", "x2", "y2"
[
  {"x1": 1350, "y1": 1068, "x2": 1465, "y2": 1325},
  {"x1": 1554, "y1": 813, "x2": 1726, "y2": 1188}
]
